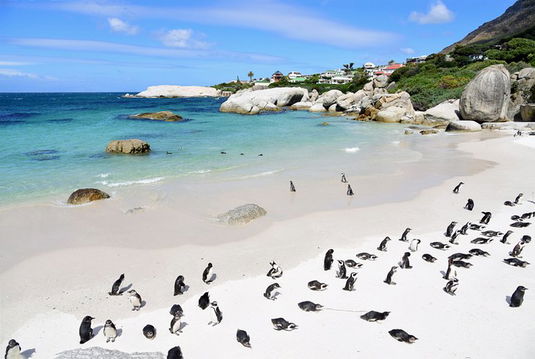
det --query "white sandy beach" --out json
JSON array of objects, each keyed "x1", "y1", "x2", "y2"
[{"x1": 1, "y1": 134, "x2": 535, "y2": 358}]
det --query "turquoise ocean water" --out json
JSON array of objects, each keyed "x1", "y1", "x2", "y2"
[{"x1": 0, "y1": 93, "x2": 408, "y2": 204}]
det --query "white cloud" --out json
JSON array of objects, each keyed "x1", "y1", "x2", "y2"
[
  {"x1": 107, "y1": 17, "x2": 139, "y2": 35},
  {"x1": 401, "y1": 47, "x2": 415, "y2": 54},
  {"x1": 409, "y1": 1, "x2": 454, "y2": 24},
  {"x1": 159, "y1": 29, "x2": 209, "y2": 49},
  {"x1": 0, "y1": 61, "x2": 34, "y2": 66},
  {"x1": 0, "y1": 68, "x2": 55, "y2": 80}
]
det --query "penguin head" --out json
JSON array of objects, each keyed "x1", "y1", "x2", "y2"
[
  {"x1": 105, "y1": 319, "x2": 113, "y2": 325},
  {"x1": 119, "y1": 274, "x2": 125, "y2": 279},
  {"x1": 207, "y1": 263, "x2": 213, "y2": 268},
  {"x1": 517, "y1": 286, "x2": 528, "y2": 292},
  {"x1": 210, "y1": 301, "x2": 218, "y2": 307},
  {"x1": 382, "y1": 312, "x2": 391, "y2": 317},
  {"x1": 82, "y1": 316, "x2": 94, "y2": 322},
  {"x1": 350, "y1": 272, "x2": 358, "y2": 278},
  {"x1": 327, "y1": 249, "x2": 334, "y2": 254},
  {"x1": 7, "y1": 339, "x2": 19, "y2": 348},
  {"x1": 128, "y1": 289, "x2": 137, "y2": 295},
  {"x1": 407, "y1": 335, "x2": 418, "y2": 343}
]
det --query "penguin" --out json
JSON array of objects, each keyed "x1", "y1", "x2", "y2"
[
  {"x1": 167, "y1": 346, "x2": 183, "y2": 359},
  {"x1": 109, "y1": 274, "x2": 125, "y2": 296},
  {"x1": 360, "y1": 311, "x2": 390, "y2": 322},
  {"x1": 356, "y1": 252, "x2": 377, "y2": 261},
  {"x1": 271, "y1": 318, "x2": 297, "y2": 331},
  {"x1": 459, "y1": 222, "x2": 470, "y2": 235},
  {"x1": 263, "y1": 283, "x2": 281, "y2": 300},
  {"x1": 389, "y1": 329, "x2": 418, "y2": 344},
  {"x1": 443, "y1": 259, "x2": 457, "y2": 280},
  {"x1": 267, "y1": 261, "x2": 283, "y2": 279},
  {"x1": 384, "y1": 266, "x2": 397, "y2": 285},
  {"x1": 377, "y1": 236, "x2": 391, "y2": 251},
  {"x1": 336, "y1": 260, "x2": 347, "y2": 279},
  {"x1": 236, "y1": 329, "x2": 251, "y2": 348},
  {"x1": 202, "y1": 263, "x2": 214, "y2": 284},
  {"x1": 174, "y1": 275, "x2": 186, "y2": 295},
  {"x1": 445, "y1": 222, "x2": 457, "y2": 237},
  {"x1": 510, "y1": 286, "x2": 527, "y2": 307},
  {"x1": 504, "y1": 201, "x2": 515, "y2": 207},
  {"x1": 344, "y1": 259, "x2": 361, "y2": 268},
  {"x1": 510, "y1": 241, "x2": 526, "y2": 258},
  {"x1": 399, "y1": 228, "x2": 411, "y2": 242},
  {"x1": 343, "y1": 272, "x2": 358, "y2": 291},
  {"x1": 422, "y1": 254, "x2": 437, "y2": 263},
  {"x1": 511, "y1": 221, "x2": 530, "y2": 228},
  {"x1": 481, "y1": 230, "x2": 502, "y2": 237},
  {"x1": 409, "y1": 239, "x2": 421, "y2": 252},
  {"x1": 289, "y1": 181, "x2": 296, "y2": 192},
  {"x1": 453, "y1": 182, "x2": 463, "y2": 194},
  {"x1": 103, "y1": 319, "x2": 117, "y2": 343},
  {"x1": 449, "y1": 231, "x2": 460, "y2": 245},
  {"x1": 79, "y1": 316, "x2": 94, "y2": 344},
  {"x1": 514, "y1": 193, "x2": 524, "y2": 204},
  {"x1": 449, "y1": 253, "x2": 472, "y2": 261},
  {"x1": 169, "y1": 312, "x2": 183, "y2": 335},
  {"x1": 198, "y1": 292, "x2": 210, "y2": 310},
  {"x1": 464, "y1": 198, "x2": 474, "y2": 211},
  {"x1": 298, "y1": 301, "x2": 323, "y2": 312},
  {"x1": 4, "y1": 339, "x2": 22, "y2": 359},
  {"x1": 128, "y1": 290, "x2": 142, "y2": 311},
  {"x1": 324, "y1": 249, "x2": 334, "y2": 270},
  {"x1": 169, "y1": 304, "x2": 184, "y2": 317},
  {"x1": 444, "y1": 278, "x2": 459, "y2": 296},
  {"x1": 341, "y1": 173, "x2": 347, "y2": 183},
  {"x1": 503, "y1": 258, "x2": 530, "y2": 267},
  {"x1": 469, "y1": 248, "x2": 490, "y2": 257},
  {"x1": 471, "y1": 237, "x2": 493, "y2": 244},
  {"x1": 469, "y1": 224, "x2": 485, "y2": 231},
  {"x1": 452, "y1": 260, "x2": 472, "y2": 268},
  {"x1": 142, "y1": 325, "x2": 156, "y2": 340},
  {"x1": 430, "y1": 242, "x2": 450, "y2": 250},
  {"x1": 400, "y1": 252, "x2": 412, "y2": 269},
  {"x1": 307, "y1": 280, "x2": 328, "y2": 291},
  {"x1": 220, "y1": 151, "x2": 227, "y2": 154},
  {"x1": 480, "y1": 211, "x2": 492, "y2": 225},
  {"x1": 209, "y1": 302, "x2": 223, "y2": 326},
  {"x1": 347, "y1": 184, "x2": 354, "y2": 196},
  {"x1": 521, "y1": 235, "x2": 532, "y2": 243}
]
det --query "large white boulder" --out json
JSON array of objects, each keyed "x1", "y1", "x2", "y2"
[
  {"x1": 315, "y1": 90, "x2": 344, "y2": 107},
  {"x1": 219, "y1": 87, "x2": 308, "y2": 114},
  {"x1": 336, "y1": 90, "x2": 367, "y2": 111},
  {"x1": 376, "y1": 107, "x2": 406, "y2": 123},
  {"x1": 446, "y1": 120, "x2": 482, "y2": 132},
  {"x1": 290, "y1": 101, "x2": 313, "y2": 110},
  {"x1": 134, "y1": 85, "x2": 221, "y2": 98},
  {"x1": 424, "y1": 99, "x2": 461, "y2": 123},
  {"x1": 309, "y1": 103, "x2": 327, "y2": 112}
]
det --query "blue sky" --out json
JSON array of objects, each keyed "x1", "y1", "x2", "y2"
[{"x1": 0, "y1": 0, "x2": 516, "y2": 92}]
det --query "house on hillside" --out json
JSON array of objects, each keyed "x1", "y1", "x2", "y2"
[
  {"x1": 406, "y1": 55, "x2": 428, "y2": 64},
  {"x1": 381, "y1": 63, "x2": 404, "y2": 76},
  {"x1": 271, "y1": 71, "x2": 284, "y2": 82},
  {"x1": 363, "y1": 62, "x2": 376, "y2": 79}
]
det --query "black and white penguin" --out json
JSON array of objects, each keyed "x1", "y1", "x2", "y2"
[
  {"x1": 521, "y1": 235, "x2": 532, "y2": 243},
  {"x1": 202, "y1": 263, "x2": 214, "y2": 284},
  {"x1": 409, "y1": 239, "x2": 421, "y2": 252},
  {"x1": 469, "y1": 248, "x2": 490, "y2": 257},
  {"x1": 400, "y1": 252, "x2": 412, "y2": 269},
  {"x1": 271, "y1": 318, "x2": 298, "y2": 331},
  {"x1": 377, "y1": 236, "x2": 391, "y2": 251},
  {"x1": 464, "y1": 198, "x2": 474, "y2": 211},
  {"x1": 449, "y1": 231, "x2": 460, "y2": 245},
  {"x1": 514, "y1": 193, "x2": 524, "y2": 204},
  {"x1": 174, "y1": 275, "x2": 186, "y2": 295},
  {"x1": 443, "y1": 259, "x2": 457, "y2": 280},
  {"x1": 169, "y1": 304, "x2": 184, "y2": 317},
  {"x1": 503, "y1": 258, "x2": 530, "y2": 267},
  {"x1": 356, "y1": 252, "x2": 377, "y2": 261},
  {"x1": 167, "y1": 346, "x2": 183, "y2": 359},
  {"x1": 169, "y1": 312, "x2": 183, "y2": 335},
  {"x1": 341, "y1": 173, "x2": 347, "y2": 183},
  {"x1": 443, "y1": 278, "x2": 459, "y2": 296},
  {"x1": 4, "y1": 339, "x2": 22, "y2": 359},
  {"x1": 336, "y1": 260, "x2": 348, "y2": 279},
  {"x1": 445, "y1": 221, "x2": 457, "y2": 237},
  {"x1": 347, "y1": 184, "x2": 354, "y2": 196},
  {"x1": 236, "y1": 329, "x2": 251, "y2": 348},
  {"x1": 307, "y1": 280, "x2": 328, "y2": 291},
  {"x1": 128, "y1": 290, "x2": 142, "y2": 311},
  {"x1": 109, "y1": 274, "x2": 125, "y2": 296},
  {"x1": 471, "y1": 237, "x2": 493, "y2": 244},
  {"x1": 459, "y1": 222, "x2": 470, "y2": 235},
  {"x1": 469, "y1": 223, "x2": 485, "y2": 231},
  {"x1": 384, "y1": 266, "x2": 397, "y2": 285},
  {"x1": 504, "y1": 201, "x2": 515, "y2": 207},
  {"x1": 481, "y1": 230, "x2": 503, "y2": 237},
  {"x1": 267, "y1": 261, "x2": 283, "y2": 279},
  {"x1": 480, "y1": 211, "x2": 492, "y2": 225},
  {"x1": 79, "y1": 316, "x2": 94, "y2": 344},
  {"x1": 510, "y1": 286, "x2": 527, "y2": 307},
  {"x1": 103, "y1": 319, "x2": 117, "y2": 343},
  {"x1": 324, "y1": 249, "x2": 334, "y2": 270},
  {"x1": 449, "y1": 253, "x2": 472, "y2": 261},
  {"x1": 430, "y1": 242, "x2": 450, "y2": 250},
  {"x1": 209, "y1": 301, "x2": 223, "y2": 325},
  {"x1": 264, "y1": 283, "x2": 281, "y2": 300},
  {"x1": 289, "y1": 181, "x2": 296, "y2": 192},
  {"x1": 343, "y1": 272, "x2": 358, "y2": 291},
  {"x1": 399, "y1": 228, "x2": 411, "y2": 242},
  {"x1": 510, "y1": 241, "x2": 526, "y2": 257},
  {"x1": 511, "y1": 221, "x2": 530, "y2": 228},
  {"x1": 389, "y1": 329, "x2": 418, "y2": 344},
  {"x1": 360, "y1": 311, "x2": 390, "y2": 322},
  {"x1": 344, "y1": 259, "x2": 361, "y2": 268},
  {"x1": 451, "y1": 260, "x2": 472, "y2": 268},
  {"x1": 142, "y1": 325, "x2": 156, "y2": 340},
  {"x1": 453, "y1": 182, "x2": 464, "y2": 194},
  {"x1": 198, "y1": 292, "x2": 210, "y2": 310},
  {"x1": 298, "y1": 301, "x2": 324, "y2": 312},
  {"x1": 422, "y1": 254, "x2": 437, "y2": 263}
]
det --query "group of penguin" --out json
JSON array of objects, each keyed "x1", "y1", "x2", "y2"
[{"x1": 4, "y1": 178, "x2": 532, "y2": 359}]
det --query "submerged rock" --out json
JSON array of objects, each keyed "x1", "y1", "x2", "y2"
[
  {"x1": 446, "y1": 120, "x2": 482, "y2": 132},
  {"x1": 67, "y1": 188, "x2": 110, "y2": 205},
  {"x1": 217, "y1": 204, "x2": 267, "y2": 225},
  {"x1": 106, "y1": 139, "x2": 151, "y2": 154},
  {"x1": 130, "y1": 111, "x2": 183, "y2": 122}
]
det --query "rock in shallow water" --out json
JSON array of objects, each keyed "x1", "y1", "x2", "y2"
[
  {"x1": 67, "y1": 188, "x2": 110, "y2": 205},
  {"x1": 106, "y1": 139, "x2": 151, "y2": 154},
  {"x1": 55, "y1": 347, "x2": 164, "y2": 359},
  {"x1": 217, "y1": 204, "x2": 267, "y2": 225},
  {"x1": 130, "y1": 111, "x2": 183, "y2": 122},
  {"x1": 445, "y1": 120, "x2": 482, "y2": 132}
]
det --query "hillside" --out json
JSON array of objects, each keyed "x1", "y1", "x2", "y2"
[{"x1": 442, "y1": 0, "x2": 535, "y2": 53}]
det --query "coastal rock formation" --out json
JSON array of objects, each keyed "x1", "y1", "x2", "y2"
[
  {"x1": 309, "y1": 103, "x2": 327, "y2": 112},
  {"x1": 336, "y1": 90, "x2": 366, "y2": 111},
  {"x1": 509, "y1": 67, "x2": 535, "y2": 120},
  {"x1": 217, "y1": 204, "x2": 267, "y2": 225},
  {"x1": 481, "y1": 121, "x2": 535, "y2": 130},
  {"x1": 372, "y1": 91, "x2": 415, "y2": 123},
  {"x1": 67, "y1": 188, "x2": 110, "y2": 205},
  {"x1": 106, "y1": 139, "x2": 151, "y2": 154},
  {"x1": 315, "y1": 90, "x2": 344, "y2": 109},
  {"x1": 55, "y1": 347, "x2": 164, "y2": 359},
  {"x1": 424, "y1": 99, "x2": 461, "y2": 124},
  {"x1": 309, "y1": 89, "x2": 319, "y2": 102},
  {"x1": 446, "y1": 120, "x2": 482, "y2": 132},
  {"x1": 520, "y1": 104, "x2": 535, "y2": 121},
  {"x1": 376, "y1": 107, "x2": 407, "y2": 123},
  {"x1": 220, "y1": 87, "x2": 308, "y2": 114},
  {"x1": 460, "y1": 65, "x2": 511, "y2": 123},
  {"x1": 290, "y1": 101, "x2": 313, "y2": 110},
  {"x1": 133, "y1": 85, "x2": 221, "y2": 98},
  {"x1": 130, "y1": 111, "x2": 183, "y2": 122}
]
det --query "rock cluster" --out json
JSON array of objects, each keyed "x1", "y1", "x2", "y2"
[
  {"x1": 131, "y1": 85, "x2": 221, "y2": 98},
  {"x1": 220, "y1": 87, "x2": 308, "y2": 114},
  {"x1": 67, "y1": 188, "x2": 110, "y2": 205},
  {"x1": 130, "y1": 111, "x2": 183, "y2": 122},
  {"x1": 106, "y1": 139, "x2": 151, "y2": 154}
]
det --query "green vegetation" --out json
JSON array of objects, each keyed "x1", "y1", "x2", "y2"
[
  {"x1": 212, "y1": 81, "x2": 253, "y2": 94},
  {"x1": 268, "y1": 70, "x2": 368, "y2": 94}
]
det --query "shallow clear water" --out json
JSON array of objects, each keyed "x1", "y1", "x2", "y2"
[{"x1": 0, "y1": 93, "x2": 410, "y2": 204}]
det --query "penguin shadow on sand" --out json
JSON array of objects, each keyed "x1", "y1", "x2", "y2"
[
  {"x1": 177, "y1": 322, "x2": 188, "y2": 333},
  {"x1": 118, "y1": 283, "x2": 133, "y2": 295},
  {"x1": 206, "y1": 273, "x2": 217, "y2": 284},
  {"x1": 21, "y1": 349, "x2": 36, "y2": 358},
  {"x1": 92, "y1": 325, "x2": 104, "y2": 336},
  {"x1": 505, "y1": 295, "x2": 512, "y2": 306}
]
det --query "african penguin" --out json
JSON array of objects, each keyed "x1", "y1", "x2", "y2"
[{"x1": 103, "y1": 319, "x2": 117, "y2": 343}]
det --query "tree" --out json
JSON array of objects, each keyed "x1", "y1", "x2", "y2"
[
  {"x1": 342, "y1": 62, "x2": 354, "y2": 74},
  {"x1": 247, "y1": 71, "x2": 254, "y2": 82},
  {"x1": 388, "y1": 59, "x2": 395, "y2": 65}
]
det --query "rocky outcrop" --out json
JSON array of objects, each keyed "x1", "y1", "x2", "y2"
[
  {"x1": 509, "y1": 67, "x2": 535, "y2": 121},
  {"x1": 371, "y1": 91, "x2": 415, "y2": 123},
  {"x1": 520, "y1": 104, "x2": 535, "y2": 121},
  {"x1": 315, "y1": 90, "x2": 344, "y2": 108},
  {"x1": 219, "y1": 87, "x2": 308, "y2": 114},
  {"x1": 106, "y1": 139, "x2": 151, "y2": 154},
  {"x1": 446, "y1": 120, "x2": 482, "y2": 132},
  {"x1": 217, "y1": 204, "x2": 267, "y2": 225},
  {"x1": 309, "y1": 103, "x2": 327, "y2": 112},
  {"x1": 132, "y1": 85, "x2": 221, "y2": 98},
  {"x1": 424, "y1": 99, "x2": 461, "y2": 124},
  {"x1": 290, "y1": 101, "x2": 313, "y2": 110},
  {"x1": 481, "y1": 122, "x2": 535, "y2": 130},
  {"x1": 376, "y1": 107, "x2": 407, "y2": 123},
  {"x1": 336, "y1": 90, "x2": 367, "y2": 111},
  {"x1": 459, "y1": 65, "x2": 511, "y2": 123},
  {"x1": 309, "y1": 89, "x2": 319, "y2": 102},
  {"x1": 130, "y1": 111, "x2": 183, "y2": 122},
  {"x1": 67, "y1": 188, "x2": 110, "y2": 205}
]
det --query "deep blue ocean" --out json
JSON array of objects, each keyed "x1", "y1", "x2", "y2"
[{"x1": 0, "y1": 93, "x2": 407, "y2": 204}]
